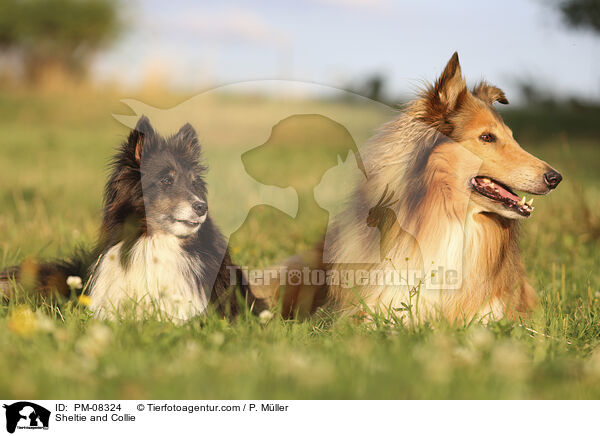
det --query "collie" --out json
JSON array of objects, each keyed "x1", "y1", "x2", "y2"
[
  {"x1": 1, "y1": 116, "x2": 253, "y2": 321},
  {"x1": 324, "y1": 53, "x2": 562, "y2": 323}
]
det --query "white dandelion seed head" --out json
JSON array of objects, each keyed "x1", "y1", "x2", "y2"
[
  {"x1": 258, "y1": 309, "x2": 274, "y2": 324},
  {"x1": 66, "y1": 276, "x2": 83, "y2": 291}
]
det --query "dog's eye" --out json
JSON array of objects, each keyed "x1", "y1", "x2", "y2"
[
  {"x1": 479, "y1": 133, "x2": 496, "y2": 143},
  {"x1": 160, "y1": 175, "x2": 174, "y2": 185}
]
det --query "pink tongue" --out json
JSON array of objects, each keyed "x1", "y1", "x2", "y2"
[
  {"x1": 474, "y1": 177, "x2": 521, "y2": 203},
  {"x1": 493, "y1": 183, "x2": 521, "y2": 202}
]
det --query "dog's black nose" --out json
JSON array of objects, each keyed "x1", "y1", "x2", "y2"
[
  {"x1": 543, "y1": 170, "x2": 562, "y2": 189},
  {"x1": 192, "y1": 201, "x2": 208, "y2": 216}
]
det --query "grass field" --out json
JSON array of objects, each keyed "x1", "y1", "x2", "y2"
[{"x1": 0, "y1": 86, "x2": 599, "y2": 399}]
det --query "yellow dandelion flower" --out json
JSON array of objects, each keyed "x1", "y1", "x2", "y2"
[
  {"x1": 78, "y1": 294, "x2": 92, "y2": 306},
  {"x1": 7, "y1": 305, "x2": 38, "y2": 337}
]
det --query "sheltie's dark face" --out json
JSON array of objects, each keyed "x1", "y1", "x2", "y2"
[
  {"x1": 141, "y1": 146, "x2": 208, "y2": 238},
  {"x1": 419, "y1": 53, "x2": 562, "y2": 220},
  {"x1": 108, "y1": 116, "x2": 209, "y2": 239}
]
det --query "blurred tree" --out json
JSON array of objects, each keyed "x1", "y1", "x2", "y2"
[
  {"x1": 557, "y1": 0, "x2": 600, "y2": 32},
  {"x1": 344, "y1": 74, "x2": 391, "y2": 104},
  {"x1": 0, "y1": 0, "x2": 121, "y2": 82},
  {"x1": 364, "y1": 74, "x2": 385, "y2": 103}
]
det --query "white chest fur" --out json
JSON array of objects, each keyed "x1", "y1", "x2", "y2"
[{"x1": 89, "y1": 235, "x2": 208, "y2": 321}]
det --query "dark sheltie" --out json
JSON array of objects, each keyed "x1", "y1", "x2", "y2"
[{"x1": 1, "y1": 116, "x2": 255, "y2": 321}]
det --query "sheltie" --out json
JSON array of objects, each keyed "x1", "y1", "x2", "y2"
[{"x1": 1, "y1": 116, "x2": 254, "y2": 321}]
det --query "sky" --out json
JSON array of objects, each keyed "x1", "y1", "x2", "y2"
[{"x1": 93, "y1": 0, "x2": 600, "y2": 103}]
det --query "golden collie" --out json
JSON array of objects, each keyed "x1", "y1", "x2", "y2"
[
  {"x1": 322, "y1": 52, "x2": 562, "y2": 323},
  {"x1": 253, "y1": 52, "x2": 563, "y2": 324}
]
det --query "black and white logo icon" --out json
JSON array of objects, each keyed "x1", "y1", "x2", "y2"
[{"x1": 3, "y1": 402, "x2": 50, "y2": 434}]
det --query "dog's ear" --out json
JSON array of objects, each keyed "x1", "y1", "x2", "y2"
[
  {"x1": 419, "y1": 52, "x2": 468, "y2": 134},
  {"x1": 128, "y1": 116, "x2": 154, "y2": 165},
  {"x1": 175, "y1": 123, "x2": 198, "y2": 144},
  {"x1": 472, "y1": 82, "x2": 509, "y2": 105},
  {"x1": 134, "y1": 115, "x2": 155, "y2": 136},
  {"x1": 434, "y1": 52, "x2": 467, "y2": 110},
  {"x1": 132, "y1": 131, "x2": 144, "y2": 165},
  {"x1": 126, "y1": 129, "x2": 145, "y2": 165},
  {"x1": 175, "y1": 123, "x2": 201, "y2": 155}
]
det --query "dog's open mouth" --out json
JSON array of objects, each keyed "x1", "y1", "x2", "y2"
[
  {"x1": 173, "y1": 218, "x2": 200, "y2": 228},
  {"x1": 471, "y1": 176, "x2": 534, "y2": 217}
]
